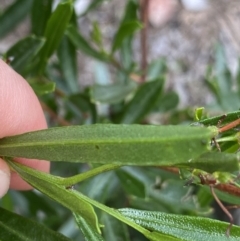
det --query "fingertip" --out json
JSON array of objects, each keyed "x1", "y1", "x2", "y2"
[{"x1": 0, "y1": 158, "x2": 10, "y2": 198}]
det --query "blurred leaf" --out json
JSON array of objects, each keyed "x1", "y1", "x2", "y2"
[
  {"x1": 73, "y1": 213, "x2": 105, "y2": 241},
  {"x1": 90, "y1": 81, "x2": 137, "y2": 104},
  {"x1": 147, "y1": 179, "x2": 204, "y2": 214},
  {"x1": 0, "y1": 207, "x2": 71, "y2": 241},
  {"x1": 79, "y1": 0, "x2": 106, "y2": 17},
  {"x1": 101, "y1": 214, "x2": 130, "y2": 241},
  {"x1": 7, "y1": 160, "x2": 101, "y2": 234},
  {"x1": 66, "y1": 25, "x2": 110, "y2": 62},
  {"x1": 205, "y1": 45, "x2": 240, "y2": 111},
  {"x1": 196, "y1": 187, "x2": 213, "y2": 208},
  {"x1": 156, "y1": 91, "x2": 179, "y2": 112},
  {"x1": 198, "y1": 186, "x2": 240, "y2": 206},
  {"x1": 0, "y1": 0, "x2": 33, "y2": 38},
  {"x1": 31, "y1": 0, "x2": 53, "y2": 36},
  {"x1": 116, "y1": 168, "x2": 146, "y2": 198},
  {"x1": 119, "y1": 0, "x2": 138, "y2": 69},
  {"x1": 0, "y1": 125, "x2": 215, "y2": 166},
  {"x1": 0, "y1": 193, "x2": 14, "y2": 211},
  {"x1": 147, "y1": 59, "x2": 167, "y2": 80},
  {"x1": 90, "y1": 21, "x2": 103, "y2": 47},
  {"x1": 120, "y1": 78, "x2": 164, "y2": 124},
  {"x1": 5, "y1": 36, "x2": 45, "y2": 73},
  {"x1": 119, "y1": 208, "x2": 240, "y2": 241},
  {"x1": 29, "y1": 81, "x2": 56, "y2": 95},
  {"x1": 38, "y1": 0, "x2": 73, "y2": 72},
  {"x1": 112, "y1": 21, "x2": 142, "y2": 53},
  {"x1": 68, "y1": 92, "x2": 97, "y2": 123},
  {"x1": 81, "y1": 171, "x2": 119, "y2": 203},
  {"x1": 214, "y1": 44, "x2": 232, "y2": 94},
  {"x1": 194, "y1": 107, "x2": 205, "y2": 121},
  {"x1": 236, "y1": 58, "x2": 240, "y2": 96},
  {"x1": 129, "y1": 196, "x2": 169, "y2": 213},
  {"x1": 57, "y1": 35, "x2": 78, "y2": 93}
]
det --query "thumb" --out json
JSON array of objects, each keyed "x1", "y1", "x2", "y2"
[{"x1": 0, "y1": 158, "x2": 10, "y2": 198}]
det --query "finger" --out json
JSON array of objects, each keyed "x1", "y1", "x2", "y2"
[
  {"x1": 0, "y1": 158, "x2": 10, "y2": 198},
  {"x1": 0, "y1": 59, "x2": 50, "y2": 191}
]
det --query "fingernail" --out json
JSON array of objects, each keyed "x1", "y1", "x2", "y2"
[{"x1": 0, "y1": 170, "x2": 10, "y2": 198}]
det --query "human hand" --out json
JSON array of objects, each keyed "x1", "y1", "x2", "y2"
[{"x1": 0, "y1": 59, "x2": 50, "y2": 198}]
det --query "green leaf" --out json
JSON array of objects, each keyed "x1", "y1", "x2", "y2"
[
  {"x1": 200, "y1": 186, "x2": 240, "y2": 206},
  {"x1": 119, "y1": 208, "x2": 240, "y2": 241},
  {"x1": 116, "y1": 168, "x2": 146, "y2": 198},
  {"x1": 111, "y1": 21, "x2": 142, "y2": 53},
  {"x1": 29, "y1": 81, "x2": 56, "y2": 96},
  {"x1": 7, "y1": 160, "x2": 101, "y2": 234},
  {"x1": 38, "y1": 0, "x2": 73, "y2": 72},
  {"x1": 120, "y1": 78, "x2": 165, "y2": 124},
  {"x1": 57, "y1": 35, "x2": 78, "y2": 93},
  {"x1": 66, "y1": 25, "x2": 110, "y2": 62},
  {"x1": 73, "y1": 213, "x2": 105, "y2": 241},
  {"x1": 79, "y1": 0, "x2": 106, "y2": 17},
  {"x1": 0, "y1": 207, "x2": 71, "y2": 241},
  {"x1": 31, "y1": 0, "x2": 53, "y2": 36},
  {"x1": 156, "y1": 91, "x2": 179, "y2": 112},
  {"x1": 197, "y1": 110, "x2": 240, "y2": 126},
  {"x1": 147, "y1": 59, "x2": 167, "y2": 80},
  {"x1": 90, "y1": 81, "x2": 137, "y2": 104},
  {"x1": 0, "y1": 0, "x2": 33, "y2": 38},
  {"x1": 118, "y1": 0, "x2": 138, "y2": 69},
  {"x1": 5, "y1": 36, "x2": 45, "y2": 73},
  {"x1": 236, "y1": 58, "x2": 240, "y2": 96},
  {"x1": 68, "y1": 92, "x2": 97, "y2": 123},
  {"x1": 177, "y1": 152, "x2": 240, "y2": 173},
  {"x1": 57, "y1": 188, "x2": 175, "y2": 241},
  {"x1": 90, "y1": 21, "x2": 103, "y2": 47},
  {"x1": 0, "y1": 124, "x2": 215, "y2": 166},
  {"x1": 101, "y1": 214, "x2": 130, "y2": 241}
]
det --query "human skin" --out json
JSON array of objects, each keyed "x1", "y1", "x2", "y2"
[{"x1": 0, "y1": 59, "x2": 50, "y2": 198}]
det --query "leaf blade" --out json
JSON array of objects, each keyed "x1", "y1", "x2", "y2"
[
  {"x1": 0, "y1": 207, "x2": 71, "y2": 241},
  {"x1": 119, "y1": 208, "x2": 240, "y2": 241},
  {"x1": 0, "y1": 125, "x2": 215, "y2": 166}
]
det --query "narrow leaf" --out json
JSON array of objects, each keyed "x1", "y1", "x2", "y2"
[
  {"x1": 7, "y1": 160, "x2": 101, "y2": 234},
  {"x1": 119, "y1": 208, "x2": 240, "y2": 241},
  {"x1": 197, "y1": 110, "x2": 240, "y2": 126},
  {"x1": 31, "y1": 0, "x2": 53, "y2": 36},
  {"x1": 112, "y1": 21, "x2": 142, "y2": 53},
  {"x1": 0, "y1": 0, "x2": 33, "y2": 38},
  {"x1": 66, "y1": 25, "x2": 110, "y2": 62},
  {"x1": 73, "y1": 213, "x2": 105, "y2": 241},
  {"x1": 5, "y1": 36, "x2": 45, "y2": 73},
  {"x1": 177, "y1": 152, "x2": 240, "y2": 173},
  {"x1": 0, "y1": 125, "x2": 216, "y2": 166},
  {"x1": 101, "y1": 213, "x2": 130, "y2": 241},
  {"x1": 0, "y1": 207, "x2": 71, "y2": 241},
  {"x1": 38, "y1": 0, "x2": 73, "y2": 72},
  {"x1": 57, "y1": 35, "x2": 78, "y2": 93},
  {"x1": 90, "y1": 81, "x2": 137, "y2": 104},
  {"x1": 29, "y1": 81, "x2": 56, "y2": 96},
  {"x1": 120, "y1": 78, "x2": 164, "y2": 123}
]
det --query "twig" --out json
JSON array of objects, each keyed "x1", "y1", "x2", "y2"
[
  {"x1": 158, "y1": 166, "x2": 240, "y2": 198},
  {"x1": 40, "y1": 101, "x2": 70, "y2": 126},
  {"x1": 140, "y1": 0, "x2": 149, "y2": 83},
  {"x1": 210, "y1": 185, "x2": 233, "y2": 237}
]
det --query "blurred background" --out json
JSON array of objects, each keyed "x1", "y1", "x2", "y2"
[{"x1": 1, "y1": 0, "x2": 240, "y2": 240}]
